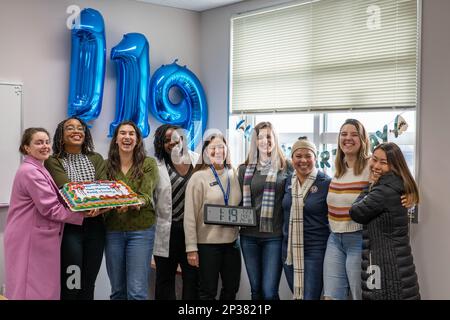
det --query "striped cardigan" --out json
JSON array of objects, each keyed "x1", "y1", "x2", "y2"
[{"x1": 326, "y1": 165, "x2": 370, "y2": 233}]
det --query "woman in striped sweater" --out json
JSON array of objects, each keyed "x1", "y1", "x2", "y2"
[{"x1": 323, "y1": 119, "x2": 370, "y2": 300}]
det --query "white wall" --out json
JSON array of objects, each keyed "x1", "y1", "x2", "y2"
[
  {"x1": 0, "y1": 0, "x2": 200, "y2": 299},
  {"x1": 412, "y1": 0, "x2": 450, "y2": 300},
  {"x1": 200, "y1": 0, "x2": 291, "y2": 135},
  {"x1": 200, "y1": 0, "x2": 450, "y2": 299}
]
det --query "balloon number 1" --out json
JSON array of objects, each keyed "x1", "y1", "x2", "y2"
[
  {"x1": 67, "y1": 8, "x2": 208, "y2": 148},
  {"x1": 68, "y1": 8, "x2": 106, "y2": 124},
  {"x1": 110, "y1": 33, "x2": 150, "y2": 138}
]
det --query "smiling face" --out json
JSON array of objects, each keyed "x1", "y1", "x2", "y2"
[
  {"x1": 116, "y1": 124, "x2": 137, "y2": 153},
  {"x1": 369, "y1": 148, "x2": 390, "y2": 181},
  {"x1": 24, "y1": 131, "x2": 51, "y2": 162},
  {"x1": 339, "y1": 124, "x2": 362, "y2": 157},
  {"x1": 292, "y1": 148, "x2": 316, "y2": 178},
  {"x1": 206, "y1": 137, "x2": 227, "y2": 167},
  {"x1": 63, "y1": 118, "x2": 85, "y2": 151},
  {"x1": 164, "y1": 128, "x2": 182, "y2": 155},
  {"x1": 257, "y1": 127, "x2": 274, "y2": 158}
]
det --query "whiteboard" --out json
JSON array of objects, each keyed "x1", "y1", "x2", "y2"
[{"x1": 0, "y1": 83, "x2": 22, "y2": 206}]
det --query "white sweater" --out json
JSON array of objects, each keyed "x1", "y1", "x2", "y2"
[{"x1": 184, "y1": 167, "x2": 242, "y2": 252}]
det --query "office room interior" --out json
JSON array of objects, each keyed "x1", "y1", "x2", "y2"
[{"x1": 0, "y1": 0, "x2": 449, "y2": 300}]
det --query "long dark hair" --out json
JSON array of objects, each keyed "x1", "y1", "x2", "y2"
[
  {"x1": 193, "y1": 132, "x2": 232, "y2": 173},
  {"x1": 153, "y1": 124, "x2": 182, "y2": 163},
  {"x1": 52, "y1": 116, "x2": 94, "y2": 158},
  {"x1": 374, "y1": 142, "x2": 419, "y2": 204},
  {"x1": 107, "y1": 121, "x2": 146, "y2": 180},
  {"x1": 335, "y1": 118, "x2": 370, "y2": 178}
]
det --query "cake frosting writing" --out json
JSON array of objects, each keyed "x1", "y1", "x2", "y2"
[{"x1": 60, "y1": 180, "x2": 141, "y2": 211}]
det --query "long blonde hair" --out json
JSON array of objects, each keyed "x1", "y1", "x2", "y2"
[
  {"x1": 335, "y1": 119, "x2": 370, "y2": 178},
  {"x1": 374, "y1": 143, "x2": 420, "y2": 204},
  {"x1": 244, "y1": 121, "x2": 286, "y2": 171}
]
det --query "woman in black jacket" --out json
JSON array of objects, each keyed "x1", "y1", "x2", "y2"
[{"x1": 350, "y1": 142, "x2": 420, "y2": 300}]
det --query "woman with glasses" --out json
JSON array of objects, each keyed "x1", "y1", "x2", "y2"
[
  {"x1": 45, "y1": 116, "x2": 108, "y2": 300},
  {"x1": 153, "y1": 124, "x2": 200, "y2": 300},
  {"x1": 4, "y1": 128, "x2": 101, "y2": 300},
  {"x1": 237, "y1": 122, "x2": 291, "y2": 300},
  {"x1": 184, "y1": 131, "x2": 242, "y2": 300}
]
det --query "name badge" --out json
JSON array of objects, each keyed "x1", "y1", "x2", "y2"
[{"x1": 204, "y1": 204, "x2": 257, "y2": 227}]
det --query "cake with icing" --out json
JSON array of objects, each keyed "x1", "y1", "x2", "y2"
[{"x1": 60, "y1": 180, "x2": 141, "y2": 211}]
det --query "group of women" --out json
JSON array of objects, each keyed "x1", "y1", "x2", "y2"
[{"x1": 3, "y1": 116, "x2": 420, "y2": 300}]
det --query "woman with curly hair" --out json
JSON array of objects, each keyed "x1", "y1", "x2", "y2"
[
  {"x1": 45, "y1": 116, "x2": 107, "y2": 300},
  {"x1": 153, "y1": 124, "x2": 200, "y2": 300},
  {"x1": 5, "y1": 128, "x2": 100, "y2": 300}
]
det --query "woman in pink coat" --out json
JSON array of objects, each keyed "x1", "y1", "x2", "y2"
[{"x1": 4, "y1": 128, "x2": 99, "y2": 300}]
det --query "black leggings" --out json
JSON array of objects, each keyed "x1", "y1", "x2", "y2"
[
  {"x1": 197, "y1": 242, "x2": 241, "y2": 300},
  {"x1": 154, "y1": 221, "x2": 200, "y2": 300},
  {"x1": 60, "y1": 217, "x2": 105, "y2": 300}
]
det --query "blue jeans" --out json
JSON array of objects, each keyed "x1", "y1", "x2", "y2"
[
  {"x1": 105, "y1": 226, "x2": 155, "y2": 300},
  {"x1": 323, "y1": 231, "x2": 362, "y2": 300},
  {"x1": 240, "y1": 235, "x2": 283, "y2": 300},
  {"x1": 283, "y1": 248, "x2": 326, "y2": 300}
]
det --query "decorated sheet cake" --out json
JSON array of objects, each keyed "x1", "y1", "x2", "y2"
[{"x1": 60, "y1": 180, "x2": 141, "y2": 211}]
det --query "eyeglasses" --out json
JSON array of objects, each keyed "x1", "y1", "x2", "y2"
[
  {"x1": 208, "y1": 144, "x2": 226, "y2": 151},
  {"x1": 65, "y1": 125, "x2": 85, "y2": 132}
]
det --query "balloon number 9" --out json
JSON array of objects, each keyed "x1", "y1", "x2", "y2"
[
  {"x1": 110, "y1": 33, "x2": 150, "y2": 138},
  {"x1": 68, "y1": 8, "x2": 106, "y2": 124},
  {"x1": 150, "y1": 60, "x2": 208, "y2": 150}
]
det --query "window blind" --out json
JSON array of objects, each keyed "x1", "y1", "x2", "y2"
[{"x1": 230, "y1": 0, "x2": 419, "y2": 113}]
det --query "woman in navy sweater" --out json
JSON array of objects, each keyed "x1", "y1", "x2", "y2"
[{"x1": 282, "y1": 138, "x2": 331, "y2": 299}]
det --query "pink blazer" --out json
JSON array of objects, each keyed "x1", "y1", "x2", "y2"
[{"x1": 4, "y1": 155, "x2": 84, "y2": 300}]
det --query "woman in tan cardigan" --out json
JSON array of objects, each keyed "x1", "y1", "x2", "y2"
[{"x1": 184, "y1": 132, "x2": 242, "y2": 300}]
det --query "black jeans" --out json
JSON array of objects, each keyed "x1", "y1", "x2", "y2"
[
  {"x1": 197, "y1": 242, "x2": 241, "y2": 300},
  {"x1": 154, "y1": 221, "x2": 199, "y2": 300},
  {"x1": 60, "y1": 216, "x2": 105, "y2": 300}
]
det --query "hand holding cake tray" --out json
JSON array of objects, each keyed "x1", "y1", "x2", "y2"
[{"x1": 60, "y1": 180, "x2": 142, "y2": 211}]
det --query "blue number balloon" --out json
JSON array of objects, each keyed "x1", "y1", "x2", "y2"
[
  {"x1": 109, "y1": 33, "x2": 150, "y2": 137},
  {"x1": 149, "y1": 60, "x2": 208, "y2": 150},
  {"x1": 68, "y1": 8, "x2": 106, "y2": 124}
]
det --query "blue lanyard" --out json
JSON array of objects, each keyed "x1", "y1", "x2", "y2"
[{"x1": 210, "y1": 165, "x2": 230, "y2": 206}]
